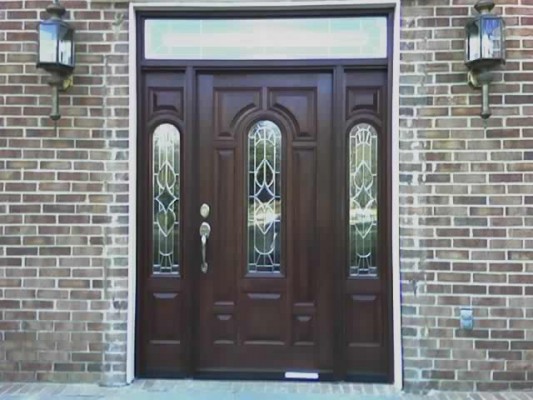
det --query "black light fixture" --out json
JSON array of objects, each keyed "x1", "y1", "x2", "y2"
[
  {"x1": 37, "y1": 0, "x2": 75, "y2": 121},
  {"x1": 465, "y1": 0, "x2": 505, "y2": 120}
]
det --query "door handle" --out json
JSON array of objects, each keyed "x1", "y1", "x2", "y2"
[{"x1": 199, "y1": 222, "x2": 211, "y2": 273}]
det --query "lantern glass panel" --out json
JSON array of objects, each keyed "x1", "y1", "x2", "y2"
[
  {"x1": 467, "y1": 20, "x2": 481, "y2": 63},
  {"x1": 481, "y1": 17, "x2": 503, "y2": 59},
  {"x1": 58, "y1": 24, "x2": 73, "y2": 68},
  {"x1": 39, "y1": 22, "x2": 58, "y2": 64}
]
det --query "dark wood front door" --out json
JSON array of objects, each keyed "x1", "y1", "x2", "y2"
[
  {"x1": 137, "y1": 67, "x2": 392, "y2": 381},
  {"x1": 196, "y1": 72, "x2": 334, "y2": 373}
]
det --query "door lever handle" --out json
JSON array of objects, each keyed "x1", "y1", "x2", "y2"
[{"x1": 199, "y1": 222, "x2": 211, "y2": 273}]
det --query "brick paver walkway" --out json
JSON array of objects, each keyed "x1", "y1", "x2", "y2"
[{"x1": 0, "y1": 380, "x2": 532, "y2": 400}]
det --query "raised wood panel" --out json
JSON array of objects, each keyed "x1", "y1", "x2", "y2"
[
  {"x1": 212, "y1": 300, "x2": 237, "y2": 345},
  {"x1": 346, "y1": 87, "x2": 381, "y2": 117},
  {"x1": 292, "y1": 314, "x2": 315, "y2": 346},
  {"x1": 269, "y1": 88, "x2": 317, "y2": 140},
  {"x1": 149, "y1": 88, "x2": 184, "y2": 117},
  {"x1": 213, "y1": 149, "x2": 237, "y2": 302},
  {"x1": 145, "y1": 342, "x2": 181, "y2": 375},
  {"x1": 212, "y1": 313, "x2": 236, "y2": 345},
  {"x1": 150, "y1": 292, "x2": 182, "y2": 342},
  {"x1": 290, "y1": 148, "x2": 317, "y2": 304},
  {"x1": 214, "y1": 89, "x2": 261, "y2": 139},
  {"x1": 346, "y1": 294, "x2": 383, "y2": 346},
  {"x1": 242, "y1": 292, "x2": 285, "y2": 344}
]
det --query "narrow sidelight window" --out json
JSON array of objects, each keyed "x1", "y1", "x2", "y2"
[
  {"x1": 153, "y1": 123, "x2": 181, "y2": 275},
  {"x1": 247, "y1": 120, "x2": 282, "y2": 273},
  {"x1": 349, "y1": 123, "x2": 378, "y2": 277}
]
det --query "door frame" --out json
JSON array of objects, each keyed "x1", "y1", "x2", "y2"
[{"x1": 127, "y1": 0, "x2": 402, "y2": 388}]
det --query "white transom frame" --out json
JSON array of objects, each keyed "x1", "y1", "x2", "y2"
[{"x1": 128, "y1": 0, "x2": 401, "y2": 388}]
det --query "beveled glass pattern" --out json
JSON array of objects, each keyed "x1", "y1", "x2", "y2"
[
  {"x1": 153, "y1": 123, "x2": 180, "y2": 275},
  {"x1": 349, "y1": 123, "x2": 378, "y2": 277},
  {"x1": 248, "y1": 121, "x2": 282, "y2": 273},
  {"x1": 145, "y1": 17, "x2": 387, "y2": 60}
]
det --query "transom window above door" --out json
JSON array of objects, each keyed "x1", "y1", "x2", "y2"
[{"x1": 144, "y1": 17, "x2": 387, "y2": 60}]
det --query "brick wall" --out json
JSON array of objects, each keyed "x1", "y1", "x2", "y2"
[
  {"x1": 0, "y1": 0, "x2": 130, "y2": 384},
  {"x1": 0, "y1": 0, "x2": 532, "y2": 391},
  {"x1": 400, "y1": 0, "x2": 533, "y2": 392}
]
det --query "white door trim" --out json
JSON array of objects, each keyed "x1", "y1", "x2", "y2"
[{"x1": 127, "y1": 0, "x2": 402, "y2": 389}]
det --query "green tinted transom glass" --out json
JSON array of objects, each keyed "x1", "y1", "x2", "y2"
[
  {"x1": 153, "y1": 123, "x2": 181, "y2": 275},
  {"x1": 248, "y1": 121, "x2": 282, "y2": 274},
  {"x1": 349, "y1": 123, "x2": 378, "y2": 278},
  {"x1": 145, "y1": 17, "x2": 387, "y2": 60}
]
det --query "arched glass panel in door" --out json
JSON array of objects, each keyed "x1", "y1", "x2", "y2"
[
  {"x1": 152, "y1": 123, "x2": 181, "y2": 275},
  {"x1": 349, "y1": 123, "x2": 378, "y2": 277},
  {"x1": 247, "y1": 120, "x2": 282, "y2": 274}
]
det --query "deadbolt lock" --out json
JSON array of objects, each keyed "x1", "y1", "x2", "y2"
[{"x1": 200, "y1": 203, "x2": 210, "y2": 219}]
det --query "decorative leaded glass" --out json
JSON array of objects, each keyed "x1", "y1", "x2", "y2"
[
  {"x1": 349, "y1": 123, "x2": 378, "y2": 277},
  {"x1": 247, "y1": 121, "x2": 282, "y2": 273},
  {"x1": 153, "y1": 123, "x2": 180, "y2": 275}
]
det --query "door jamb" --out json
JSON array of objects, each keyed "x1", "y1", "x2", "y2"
[{"x1": 127, "y1": 0, "x2": 402, "y2": 389}]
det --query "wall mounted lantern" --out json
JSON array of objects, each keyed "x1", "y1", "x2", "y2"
[
  {"x1": 465, "y1": 0, "x2": 505, "y2": 120},
  {"x1": 37, "y1": 0, "x2": 75, "y2": 121}
]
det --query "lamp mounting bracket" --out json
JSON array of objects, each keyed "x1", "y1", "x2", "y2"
[
  {"x1": 59, "y1": 75, "x2": 73, "y2": 91},
  {"x1": 48, "y1": 73, "x2": 73, "y2": 92},
  {"x1": 46, "y1": 0, "x2": 66, "y2": 19},
  {"x1": 467, "y1": 69, "x2": 493, "y2": 89},
  {"x1": 474, "y1": 0, "x2": 495, "y2": 14}
]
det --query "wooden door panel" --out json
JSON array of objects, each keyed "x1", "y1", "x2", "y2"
[
  {"x1": 196, "y1": 72, "x2": 334, "y2": 373},
  {"x1": 144, "y1": 291, "x2": 183, "y2": 372},
  {"x1": 214, "y1": 89, "x2": 262, "y2": 139},
  {"x1": 241, "y1": 292, "x2": 285, "y2": 344},
  {"x1": 346, "y1": 87, "x2": 382, "y2": 116},
  {"x1": 269, "y1": 89, "x2": 317, "y2": 140},
  {"x1": 211, "y1": 312, "x2": 236, "y2": 345},
  {"x1": 289, "y1": 147, "x2": 317, "y2": 304},
  {"x1": 212, "y1": 147, "x2": 238, "y2": 301},
  {"x1": 149, "y1": 87, "x2": 184, "y2": 117},
  {"x1": 292, "y1": 313, "x2": 316, "y2": 346},
  {"x1": 150, "y1": 292, "x2": 183, "y2": 341},
  {"x1": 347, "y1": 294, "x2": 384, "y2": 345}
]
